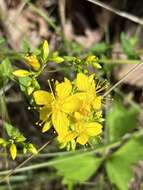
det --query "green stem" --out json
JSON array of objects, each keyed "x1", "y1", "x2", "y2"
[
  {"x1": 68, "y1": 183, "x2": 74, "y2": 190},
  {"x1": 98, "y1": 59, "x2": 140, "y2": 64}
]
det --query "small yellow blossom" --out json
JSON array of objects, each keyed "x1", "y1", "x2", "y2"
[
  {"x1": 42, "y1": 40, "x2": 49, "y2": 61},
  {"x1": 10, "y1": 143, "x2": 17, "y2": 160},
  {"x1": 13, "y1": 69, "x2": 31, "y2": 77},
  {"x1": 24, "y1": 54, "x2": 41, "y2": 71},
  {"x1": 76, "y1": 122, "x2": 102, "y2": 145},
  {"x1": 33, "y1": 79, "x2": 81, "y2": 137}
]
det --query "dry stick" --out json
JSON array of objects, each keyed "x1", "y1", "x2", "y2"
[
  {"x1": 86, "y1": 0, "x2": 143, "y2": 25},
  {"x1": 58, "y1": 0, "x2": 66, "y2": 33},
  {"x1": 0, "y1": 140, "x2": 51, "y2": 184},
  {"x1": 103, "y1": 62, "x2": 143, "y2": 97}
]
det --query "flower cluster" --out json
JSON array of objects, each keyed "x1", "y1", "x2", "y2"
[{"x1": 33, "y1": 72, "x2": 105, "y2": 149}]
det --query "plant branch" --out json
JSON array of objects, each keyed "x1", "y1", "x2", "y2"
[
  {"x1": 103, "y1": 62, "x2": 143, "y2": 97},
  {"x1": 86, "y1": 0, "x2": 143, "y2": 25}
]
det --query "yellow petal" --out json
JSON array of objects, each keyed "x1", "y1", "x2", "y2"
[
  {"x1": 27, "y1": 86, "x2": 34, "y2": 95},
  {"x1": 87, "y1": 122, "x2": 102, "y2": 136},
  {"x1": 52, "y1": 111, "x2": 69, "y2": 135},
  {"x1": 39, "y1": 106, "x2": 51, "y2": 121},
  {"x1": 92, "y1": 96, "x2": 102, "y2": 110},
  {"x1": 13, "y1": 69, "x2": 31, "y2": 77},
  {"x1": 56, "y1": 78, "x2": 72, "y2": 99},
  {"x1": 42, "y1": 121, "x2": 51, "y2": 133},
  {"x1": 24, "y1": 54, "x2": 40, "y2": 71},
  {"x1": 59, "y1": 131, "x2": 77, "y2": 144},
  {"x1": 77, "y1": 132, "x2": 88, "y2": 145},
  {"x1": 76, "y1": 73, "x2": 89, "y2": 91},
  {"x1": 33, "y1": 90, "x2": 52, "y2": 105},
  {"x1": 74, "y1": 112, "x2": 84, "y2": 121},
  {"x1": 10, "y1": 143, "x2": 17, "y2": 160},
  {"x1": 62, "y1": 95, "x2": 81, "y2": 113}
]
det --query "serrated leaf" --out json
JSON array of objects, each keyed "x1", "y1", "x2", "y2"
[
  {"x1": 107, "y1": 103, "x2": 138, "y2": 142},
  {"x1": 52, "y1": 153, "x2": 103, "y2": 185},
  {"x1": 106, "y1": 134, "x2": 143, "y2": 190}
]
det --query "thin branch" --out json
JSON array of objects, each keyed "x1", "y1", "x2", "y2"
[
  {"x1": 86, "y1": 0, "x2": 143, "y2": 25},
  {"x1": 103, "y1": 62, "x2": 143, "y2": 97}
]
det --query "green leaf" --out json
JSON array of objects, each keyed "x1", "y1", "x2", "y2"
[
  {"x1": 0, "y1": 37, "x2": 6, "y2": 46},
  {"x1": 21, "y1": 38, "x2": 30, "y2": 53},
  {"x1": 27, "y1": 143, "x2": 38, "y2": 154},
  {"x1": 18, "y1": 76, "x2": 32, "y2": 93},
  {"x1": 120, "y1": 33, "x2": 138, "y2": 59},
  {"x1": 106, "y1": 134, "x2": 143, "y2": 190},
  {"x1": 4, "y1": 122, "x2": 25, "y2": 141},
  {"x1": 42, "y1": 40, "x2": 49, "y2": 62},
  {"x1": 90, "y1": 42, "x2": 109, "y2": 54},
  {"x1": 0, "y1": 58, "x2": 12, "y2": 87},
  {"x1": 52, "y1": 153, "x2": 103, "y2": 185},
  {"x1": 107, "y1": 102, "x2": 138, "y2": 142},
  {"x1": 50, "y1": 52, "x2": 64, "y2": 64}
]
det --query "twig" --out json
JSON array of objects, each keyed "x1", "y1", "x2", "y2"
[
  {"x1": 86, "y1": 0, "x2": 143, "y2": 25},
  {"x1": 103, "y1": 62, "x2": 143, "y2": 97},
  {"x1": 58, "y1": 0, "x2": 66, "y2": 33}
]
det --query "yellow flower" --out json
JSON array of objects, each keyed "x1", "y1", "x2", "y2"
[
  {"x1": 76, "y1": 73, "x2": 102, "y2": 111},
  {"x1": 33, "y1": 79, "x2": 81, "y2": 137},
  {"x1": 59, "y1": 122, "x2": 103, "y2": 145},
  {"x1": 76, "y1": 73, "x2": 95, "y2": 93},
  {"x1": 33, "y1": 72, "x2": 104, "y2": 149},
  {"x1": 75, "y1": 122, "x2": 102, "y2": 145},
  {"x1": 51, "y1": 79, "x2": 80, "y2": 136},
  {"x1": 24, "y1": 54, "x2": 41, "y2": 71}
]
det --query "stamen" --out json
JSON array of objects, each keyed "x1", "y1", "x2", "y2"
[{"x1": 47, "y1": 79, "x2": 56, "y2": 100}]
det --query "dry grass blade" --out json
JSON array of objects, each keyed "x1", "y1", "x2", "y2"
[
  {"x1": 58, "y1": 0, "x2": 66, "y2": 33},
  {"x1": 86, "y1": 0, "x2": 143, "y2": 25},
  {"x1": 103, "y1": 62, "x2": 143, "y2": 97}
]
